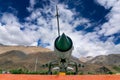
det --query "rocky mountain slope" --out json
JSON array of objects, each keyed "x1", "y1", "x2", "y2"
[
  {"x1": 0, "y1": 46, "x2": 120, "y2": 74},
  {"x1": 79, "y1": 56, "x2": 93, "y2": 62},
  {"x1": 87, "y1": 54, "x2": 120, "y2": 66},
  {"x1": 0, "y1": 46, "x2": 81, "y2": 72}
]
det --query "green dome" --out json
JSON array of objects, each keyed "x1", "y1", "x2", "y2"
[{"x1": 55, "y1": 33, "x2": 73, "y2": 52}]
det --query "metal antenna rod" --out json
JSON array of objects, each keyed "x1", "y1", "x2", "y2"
[{"x1": 56, "y1": 5, "x2": 60, "y2": 36}]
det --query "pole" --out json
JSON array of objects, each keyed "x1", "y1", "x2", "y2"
[
  {"x1": 34, "y1": 56, "x2": 38, "y2": 72},
  {"x1": 56, "y1": 5, "x2": 60, "y2": 36}
]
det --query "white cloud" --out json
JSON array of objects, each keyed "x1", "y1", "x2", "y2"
[
  {"x1": 95, "y1": 0, "x2": 118, "y2": 9},
  {"x1": 0, "y1": 0, "x2": 120, "y2": 58},
  {"x1": 0, "y1": 13, "x2": 38, "y2": 46},
  {"x1": 96, "y1": 0, "x2": 120, "y2": 36},
  {"x1": 27, "y1": 0, "x2": 36, "y2": 12}
]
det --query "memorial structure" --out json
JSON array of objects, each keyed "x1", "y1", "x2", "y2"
[{"x1": 48, "y1": 6, "x2": 78, "y2": 75}]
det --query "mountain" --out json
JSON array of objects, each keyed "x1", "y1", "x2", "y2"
[
  {"x1": 0, "y1": 50, "x2": 55, "y2": 71},
  {"x1": 0, "y1": 46, "x2": 51, "y2": 71},
  {"x1": 0, "y1": 50, "x2": 27, "y2": 58},
  {"x1": 79, "y1": 56, "x2": 93, "y2": 62},
  {"x1": 0, "y1": 46, "x2": 120, "y2": 74},
  {"x1": 0, "y1": 46, "x2": 51, "y2": 54},
  {"x1": 85, "y1": 54, "x2": 120, "y2": 74},
  {"x1": 0, "y1": 46, "x2": 81, "y2": 72},
  {"x1": 87, "y1": 54, "x2": 120, "y2": 66}
]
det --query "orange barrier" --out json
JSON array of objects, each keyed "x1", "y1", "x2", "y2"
[{"x1": 0, "y1": 74, "x2": 120, "y2": 80}]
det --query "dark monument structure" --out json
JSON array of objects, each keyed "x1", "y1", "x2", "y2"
[{"x1": 48, "y1": 6, "x2": 78, "y2": 75}]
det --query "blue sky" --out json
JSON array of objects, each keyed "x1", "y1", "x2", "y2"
[{"x1": 0, "y1": 0, "x2": 120, "y2": 57}]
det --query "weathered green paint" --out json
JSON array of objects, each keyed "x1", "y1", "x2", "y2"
[{"x1": 55, "y1": 33, "x2": 72, "y2": 52}]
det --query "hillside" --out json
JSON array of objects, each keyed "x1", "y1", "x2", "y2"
[
  {"x1": 0, "y1": 50, "x2": 56, "y2": 71},
  {"x1": 0, "y1": 46, "x2": 120, "y2": 74},
  {"x1": 85, "y1": 54, "x2": 120, "y2": 73},
  {"x1": 79, "y1": 56, "x2": 93, "y2": 62},
  {"x1": 87, "y1": 54, "x2": 120, "y2": 66},
  {"x1": 0, "y1": 46, "x2": 51, "y2": 54},
  {"x1": 0, "y1": 46, "x2": 81, "y2": 72}
]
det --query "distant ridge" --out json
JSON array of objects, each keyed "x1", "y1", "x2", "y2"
[
  {"x1": 0, "y1": 46, "x2": 51, "y2": 54},
  {"x1": 0, "y1": 50, "x2": 27, "y2": 59},
  {"x1": 87, "y1": 54, "x2": 120, "y2": 66}
]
